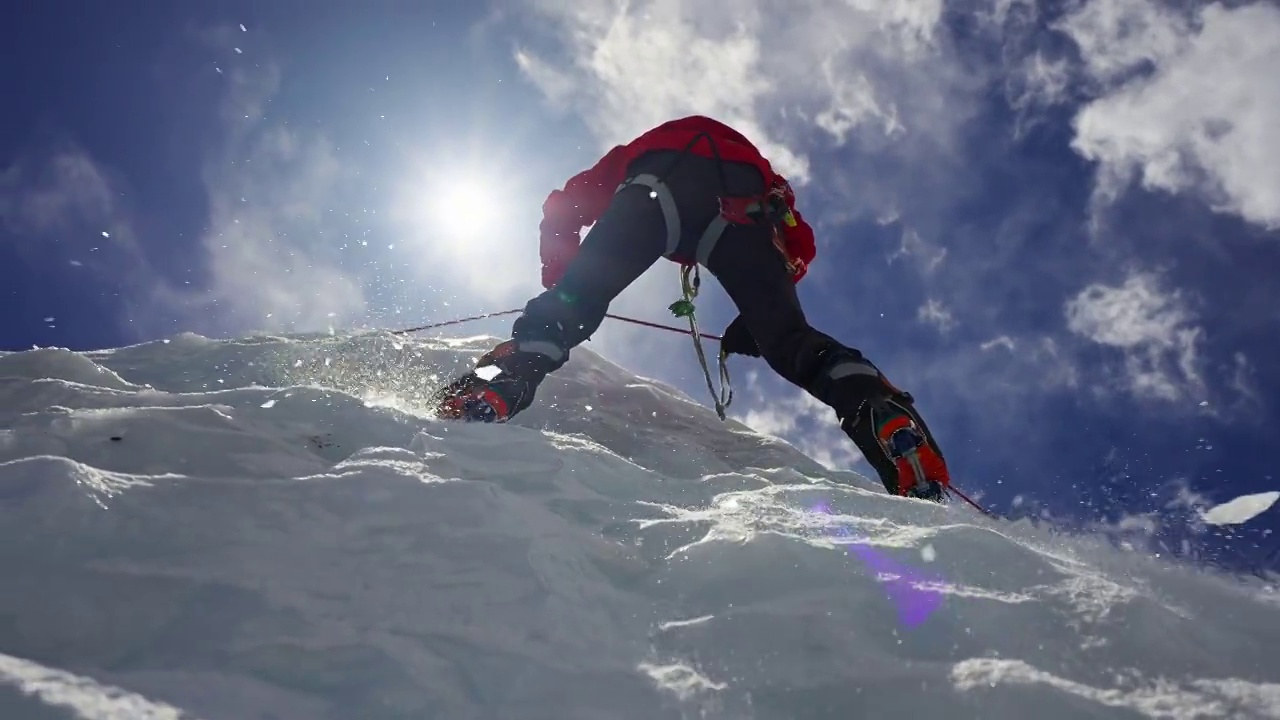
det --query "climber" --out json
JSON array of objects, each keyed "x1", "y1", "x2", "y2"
[{"x1": 429, "y1": 115, "x2": 952, "y2": 500}]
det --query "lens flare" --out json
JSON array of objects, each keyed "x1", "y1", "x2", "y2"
[{"x1": 809, "y1": 500, "x2": 945, "y2": 628}]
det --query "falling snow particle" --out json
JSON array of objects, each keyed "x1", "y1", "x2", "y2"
[
  {"x1": 921, "y1": 544, "x2": 937, "y2": 562},
  {"x1": 260, "y1": 399, "x2": 277, "y2": 409},
  {"x1": 234, "y1": 47, "x2": 243, "y2": 54},
  {"x1": 215, "y1": 67, "x2": 222, "y2": 74},
  {"x1": 239, "y1": 23, "x2": 247, "y2": 31},
  {"x1": 101, "y1": 231, "x2": 110, "y2": 238},
  {"x1": 43, "y1": 317, "x2": 55, "y2": 323},
  {"x1": 1201, "y1": 492, "x2": 1280, "y2": 526}
]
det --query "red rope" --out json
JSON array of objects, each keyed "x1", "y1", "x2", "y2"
[
  {"x1": 390, "y1": 308, "x2": 722, "y2": 341},
  {"x1": 393, "y1": 308, "x2": 995, "y2": 517},
  {"x1": 605, "y1": 313, "x2": 722, "y2": 341},
  {"x1": 946, "y1": 484, "x2": 995, "y2": 517},
  {"x1": 389, "y1": 308, "x2": 524, "y2": 335}
]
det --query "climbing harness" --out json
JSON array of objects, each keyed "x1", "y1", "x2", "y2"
[
  {"x1": 615, "y1": 131, "x2": 807, "y2": 280},
  {"x1": 609, "y1": 131, "x2": 808, "y2": 421}
]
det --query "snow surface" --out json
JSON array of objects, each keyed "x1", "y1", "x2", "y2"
[{"x1": 1, "y1": 331, "x2": 1278, "y2": 720}]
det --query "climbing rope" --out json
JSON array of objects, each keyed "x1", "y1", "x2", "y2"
[
  {"x1": 945, "y1": 485, "x2": 996, "y2": 518},
  {"x1": 390, "y1": 308, "x2": 722, "y2": 341},
  {"x1": 387, "y1": 303, "x2": 991, "y2": 518}
]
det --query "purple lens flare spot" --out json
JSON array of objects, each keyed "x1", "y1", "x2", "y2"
[{"x1": 809, "y1": 500, "x2": 945, "y2": 628}]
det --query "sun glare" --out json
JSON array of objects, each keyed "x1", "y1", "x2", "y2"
[
  {"x1": 435, "y1": 179, "x2": 494, "y2": 239},
  {"x1": 393, "y1": 155, "x2": 534, "y2": 289}
]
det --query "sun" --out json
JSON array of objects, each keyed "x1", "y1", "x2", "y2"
[
  {"x1": 433, "y1": 178, "x2": 496, "y2": 240},
  {"x1": 389, "y1": 154, "x2": 530, "y2": 280}
]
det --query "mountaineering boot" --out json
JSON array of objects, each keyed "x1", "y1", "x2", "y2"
[
  {"x1": 805, "y1": 345, "x2": 951, "y2": 500},
  {"x1": 868, "y1": 398, "x2": 950, "y2": 500},
  {"x1": 432, "y1": 339, "x2": 567, "y2": 423}
]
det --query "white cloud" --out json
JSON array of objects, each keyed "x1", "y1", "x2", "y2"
[
  {"x1": 1196, "y1": 351, "x2": 1265, "y2": 422},
  {"x1": 145, "y1": 27, "x2": 369, "y2": 334},
  {"x1": 512, "y1": 49, "x2": 577, "y2": 108},
  {"x1": 1, "y1": 149, "x2": 114, "y2": 237},
  {"x1": 1031, "y1": 337, "x2": 1081, "y2": 390},
  {"x1": 0, "y1": 144, "x2": 144, "y2": 263},
  {"x1": 956, "y1": 335, "x2": 1079, "y2": 396},
  {"x1": 988, "y1": 0, "x2": 1036, "y2": 28},
  {"x1": 814, "y1": 63, "x2": 902, "y2": 145},
  {"x1": 890, "y1": 227, "x2": 947, "y2": 275},
  {"x1": 994, "y1": 0, "x2": 1080, "y2": 139},
  {"x1": 980, "y1": 335, "x2": 1016, "y2": 352},
  {"x1": 511, "y1": 0, "x2": 971, "y2": 190},
  {"x1": 1227, "y1": 352, "x2": 1259, "y2": 406},
  {"x1": 1066, "y1": 274, "x2": 1191, "y2": 348},
  {"x1": 1006, "y1": 50, "x2": 1074, "y2": 124},
  {"x1": 918, "y1": 298, "x2": 957, "y2": 332},
  {"x1": 1056, "y1": 0, "x2": 1192, "y2": 85},
  {"x1": 513, "y1": 1, "x2": 803, "y2": 178},
  {"x1": 733, "y1": 370, "x2": 861, "y2": 471},
  {"x1": 1062, "y1": 0, "x2": 1280, "y2": 229},
  {"x1": 1, "y1": 25, "x2": 372, "y2": 339},
  {"x1": 183, "y1": 125, "x2": 366, "y2": 332},
  {"x1": 0, "y1": 143, "x2": 163, "y2": 331},
  {"x1": 1064, "y1": 271, "x2": 1205, "y2": 401}
]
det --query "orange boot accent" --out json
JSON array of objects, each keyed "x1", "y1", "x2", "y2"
[{"x1": 877, "y1": 414, "x2": 950, "y2": 496}]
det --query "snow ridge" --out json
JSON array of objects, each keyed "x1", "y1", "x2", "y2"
[{"x1": 0, "y1": 331, "x2": 1277, "y2": 719}]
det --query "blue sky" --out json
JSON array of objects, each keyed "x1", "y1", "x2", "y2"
[{"x1": 3, "y1": 0, "x2": 1277, "y2": 573}]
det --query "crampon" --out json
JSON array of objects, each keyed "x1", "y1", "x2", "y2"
[{"x1": 874, "y1": 403, "x2": 950, "y2": 501}]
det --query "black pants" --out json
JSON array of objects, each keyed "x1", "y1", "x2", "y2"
[{"x1": 512, "y1": 149, "x2": 866, "y2": 407}]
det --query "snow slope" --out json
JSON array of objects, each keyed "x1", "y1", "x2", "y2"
[{"x1": 0, "y1": 331, "x2": 1278, "y2": 720}]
